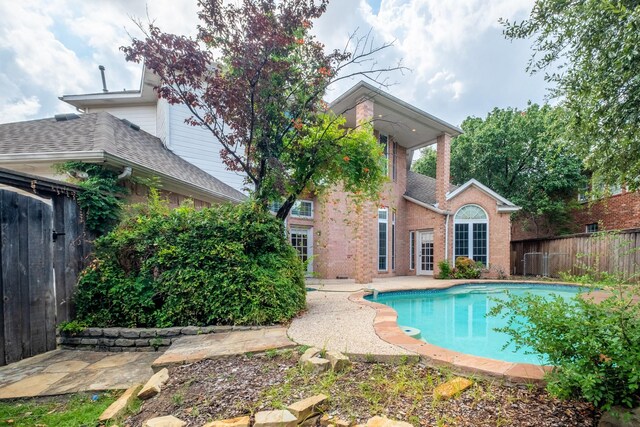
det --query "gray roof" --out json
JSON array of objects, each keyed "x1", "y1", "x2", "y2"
[
  {"x1": 0, "y1": 112, "x2": 245, "y2": 203},
  {"x1": 405, "y1": 170, "x2": 458, "y2": 206}
]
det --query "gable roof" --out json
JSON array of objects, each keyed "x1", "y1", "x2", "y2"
[
  {"x1": 0, "y1": 112, "x2": 245, "y2": 203},
  {"x1": 446, "y1": 178, "x2": 519, "y2": 212}
]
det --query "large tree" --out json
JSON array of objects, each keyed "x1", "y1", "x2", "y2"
[
  {"x1": 501, "y1": 0, "x2": 640, "y2": 188},
  {"x1": 412, "y1": 104, "x2": 586, "y2": 231},
  {"x1": 123, "y1": 0, "x2": 401, "y2": 219}
]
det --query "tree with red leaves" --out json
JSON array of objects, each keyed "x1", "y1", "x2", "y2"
[{"x1": 122, "y1": 0, "x2": 403, "y2": 219}]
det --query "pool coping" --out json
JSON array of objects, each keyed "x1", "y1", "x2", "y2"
[{"x1": 348, "y1": 280, "x2": 574, "y2": 384}]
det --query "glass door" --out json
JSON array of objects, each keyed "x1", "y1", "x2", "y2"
[
  {"x1": 290, "y1": 227, "x2": 313, "y2": 275},
  {"x1": 418, "y1": 230, "x2": 434, "y2": 275}
]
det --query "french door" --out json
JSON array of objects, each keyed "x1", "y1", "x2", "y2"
[
  {"x1": 417, "y1": 230, "x2": 434, "y2": 275},
  {"x1": 290, "y1": 227, "x2": 313, "y2": 275}
]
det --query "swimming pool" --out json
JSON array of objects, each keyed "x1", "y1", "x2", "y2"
[{"x1": 366, "y1": 283, "x2": 586, "y2": 364}]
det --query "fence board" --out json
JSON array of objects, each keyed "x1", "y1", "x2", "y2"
[
  {"x1": 2, "y1": 191, "x2": 22, "y2": 364},
  {"x1": 512, "y1": 229, "x2": 640, "y2": 281},
  {"x1": 0, "y1": 169, "x2": 91, "y2": 365}
]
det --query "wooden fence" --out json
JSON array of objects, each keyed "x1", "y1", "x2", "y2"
[
  {"x1": 0, "y1": 169, "x2": 92, "y2": 365},
  {"x1": 511, "y1": 229, "x2": 640, "y2": 281}
]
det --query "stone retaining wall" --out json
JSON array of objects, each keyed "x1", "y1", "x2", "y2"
[{"x1": 58, "y1": 325, "x2": 270, "y2": 352}]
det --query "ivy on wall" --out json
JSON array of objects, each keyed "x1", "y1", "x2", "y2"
[{"x1": 57, "y1": 162, "x2": 129, "y2": 235}]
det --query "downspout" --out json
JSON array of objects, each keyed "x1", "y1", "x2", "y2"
[{"x1": 117, "y1": 166, "x2": 132, "y2": 180}]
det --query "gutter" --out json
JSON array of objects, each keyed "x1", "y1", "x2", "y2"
[
  {"x1": 0, "y1": 151, "x2": 106, "y2": 163},
  {"x1": 103, "y1": 153, "x2": 244, "y2": 204},
  {"x1": 403, "y1": 195, "x2": 450, "y2": 215}
]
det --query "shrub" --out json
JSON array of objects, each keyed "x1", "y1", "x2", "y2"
[
  {"x1": 489, "y1": 285, "x2": 640, "y2": 411},
  {"x1": 436, "y1": 260, "x2": 452, "y2": 279},
  {"x1": 73, "y1": 199, "x2": 306, "y2": 327},
  {"x1": 453, "y1": 257, "x2": 483, "y2": 279}
]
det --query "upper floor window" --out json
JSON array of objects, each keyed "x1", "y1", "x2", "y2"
[
  {"x1": 291, "y1": 200, "x2": 313, "y2": 218},
  {"x1": 380, "y1": 134, "x2": 388, "y2": 176},
  {"x1": 269, "y1": 199, "x2": 313, "y2": 219},
  {"x1": 392, "y1": 139, "x2": 398, "y2": 182},
  {"x1": 586, "y1": 223, "x2": 599, "y2": 233}
]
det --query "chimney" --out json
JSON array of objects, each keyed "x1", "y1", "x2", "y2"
[
  {"x1": 355, "y1": 97, "x2": 374, "y2": 127},
  {"x1": 99, "y1": 65, "x2": 108, "y2": 93},
  {"x1": 435, "y1": 133, "x2": 451, "y2": 210}
]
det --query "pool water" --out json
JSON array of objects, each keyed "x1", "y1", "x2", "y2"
[{"x1": 367, "y1": 284, "x2": 585, "y2": 364}]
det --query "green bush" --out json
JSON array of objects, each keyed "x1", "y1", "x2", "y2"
[
  {"x1": 489, "y1": 285, "x2": 640, "y2": 411},
  {"x1": 73, "y1": 198, "x2": 306, "y2": 327},
  {"x1": 436, "y1": 260, "x2": 452, "y2": 279}
]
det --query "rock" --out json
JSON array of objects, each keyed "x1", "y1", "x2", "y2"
[
  {"x1": 433, "y1": 377, "x2": 474, "y2": 400},
  {"x1": 365, "y1": 416, "x2": 412, "y2": 427},
  {"x1": 103, "y1": 328, "x2": 121, "y2": 338},
  {"x1": 598, "y1": 406, "x2": 640, "y2": 427},
  {"x1": 203, "y1": 415, "x2": 251, "y2": 427},
  {"x1": 180, "y1": 326, "x2": 201, "y2": 335},
  {"x1": 326, "y1": 351, "x2": 351, "y2": 372},
  {"x1": 114, "y1": 338, "x2": 136, "y2": 347},
  {"x1": 254, "y1": 410, "x2": 298, "y2": 427},
  {"x1": 333, "y1": 419, "x2": 352, "y2": 427},
  {"x1": 120, "y1": 328, "x2": 141, "y2": 338},
  {"x1": 299, "y1": 347, "x2": 321, "y2": 364},
  {"x1": 287, "y1": 394, "x2": 328, "y2": 422},
  {"x1": 138, "y1": 368, "x2": 170, "y2": 400},
  {"x1": 139, "y1": 329, "x2": 158, "y2": 338},
  {"x1": 143, "y1": 415, "x2": 186, "y2": 427},
  {"x1": 99, "y1": 384, "x2": 142, "y2": 421},
  {"x1": 320, "y1": 414, "x2": 332, "y2": 426},
  {"x1": 302, "y1": 357, "x2": 331, "y2": 374},
  {"x1": 301, "y1": 415, "x2": 321, "y2": 426}
]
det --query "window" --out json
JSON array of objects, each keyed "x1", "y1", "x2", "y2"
[
  {"x1": 409, "y1": 231, "x2": 415, "y2": 270},
  {"x1": 378, "y1": 208, "x2": 388, "y2": 271},
  {"x1": 586, "y1": 223, "x2": 599, "y2": 233},
  {"x1": 291, "y1": 200, "x2": 313, "y2": 218},
  {"x1": 391, "y1": 210, "x2": 396, "y2": 270},
  {"x1": 392, "y1": 139, "x2": 398, "y2": 182},
  {"x1": 380, "y1": 134, "x2": 388, "y2": 176},
  {"x1": 454, "y1": 205, "x2": 488, "y2": 266},
  {"x1": 269, "y1": 199, "x2": 313, "y2": 218}
]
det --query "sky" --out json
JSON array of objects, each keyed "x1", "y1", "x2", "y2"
[{"x1": 0, "y1": 0, "x2": 548, "y2": 128}]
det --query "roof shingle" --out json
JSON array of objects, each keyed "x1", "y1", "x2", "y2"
[{"x1": 0, "y1": 112, "x2": 245, "y2": 203}]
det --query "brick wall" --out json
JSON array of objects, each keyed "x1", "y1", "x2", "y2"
[{"x1": 511, "y1": 189, "x2": 640, "y2": 241}]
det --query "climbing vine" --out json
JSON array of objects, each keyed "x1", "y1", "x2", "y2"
[{"x1": 57, "y1": 162, "x2": 129, "y2": 235}]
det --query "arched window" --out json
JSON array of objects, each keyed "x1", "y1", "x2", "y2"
[{"x1": 454, "y1": 205, "x2": 488, "y2": 266}]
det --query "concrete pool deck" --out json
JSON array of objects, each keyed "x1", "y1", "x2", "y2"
[{"x1": 289, "y1": 276, "x2": 568, "y2": 383}]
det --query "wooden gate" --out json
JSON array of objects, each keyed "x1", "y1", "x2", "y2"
[{"x1": 0, "y1": 188, "x2": 56, "y2": 365}]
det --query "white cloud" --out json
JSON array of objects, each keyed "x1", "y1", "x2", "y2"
[
  {"x1": 0, "y1": 96, "x2": 42, "y2": 123},
  {"x1": 0, "y1": 0, "x2": 545, "y2": 126}
]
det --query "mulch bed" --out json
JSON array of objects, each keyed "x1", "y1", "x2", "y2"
[{"x1": 127, "y1": 351, "x2": 599, "y2": 427}]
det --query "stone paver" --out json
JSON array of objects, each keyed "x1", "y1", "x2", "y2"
[
  {"x1": 138, "y1": 368, "x2": 169, "y2": 400},
  {"x1": 203, "y1": 415, "x2": 251, "y2": 427},
  {"x1": 100, "y1": 383, "x2": 142, "y2": 421},
  {"x1": 0, "y1": 349, "x2": 157, "y2": 399},
  {"x1": 152, "y1": 327, "x2": 293, "y2": 369},
  {"x1": 254, "y1": 409, "x2": 297, "y2": 427}
]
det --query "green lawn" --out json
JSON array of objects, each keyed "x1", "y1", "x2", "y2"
[{"x1": 0, "y1": 392, "x2": 119, "y2": 427}]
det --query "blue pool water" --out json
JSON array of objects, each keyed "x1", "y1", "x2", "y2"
[{"x1": 366, "y1": 283, "x2": 586, "y2": 364}]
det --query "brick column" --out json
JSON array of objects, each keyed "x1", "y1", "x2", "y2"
[
  {"x1": 435, "y1": 133, "x2": 451, "y2": 211},
  {"x1": 354, "y1": 98, "x2": 374, "y2": 284}
]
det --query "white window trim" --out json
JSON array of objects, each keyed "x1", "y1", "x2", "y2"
[
  {"x1": 409, "y1": 231, "x2": 415, "y2": 270},
  {"x1": 453, "y1": 204, "x2": 490, "y2": 267},
  {"x1": 391, "y1": 210, "x2": 396, "y2": 271},
  {"x1": 378, "y1": 207, "x2": 388, "y2": 271},
  {"x1": 291, "y1": 200, "x2": 314, "y2": 219},
  {"x1": 290, "y1": 226, "x2": 313, "y2": 274}
]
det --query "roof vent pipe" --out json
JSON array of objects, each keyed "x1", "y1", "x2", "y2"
[
  {"x1": 117, "y1": 166, "x2": 132, "y2": 181},
  {"x1": 99, "y1": 65, "x2": 108, "y2": 93}
]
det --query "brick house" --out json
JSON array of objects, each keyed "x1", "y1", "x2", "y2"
[
  {"x1": 512, "y1": 185, "x2": 640, "y2": 241},
  {"x1": 286, "y1": 82, "x2": 519, "y2": 283}
]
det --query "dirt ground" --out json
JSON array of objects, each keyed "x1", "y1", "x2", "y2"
[{"x1": 127, "y1": 350, "x2": 599, "y2": 427}]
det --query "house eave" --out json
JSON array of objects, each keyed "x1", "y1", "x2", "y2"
[
  {"x1": 403, "y1": 195, "x2": 450, "y2": 215},
  {"x1": 446, "y1": 178, "x2": 517, "y2": 207}
]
